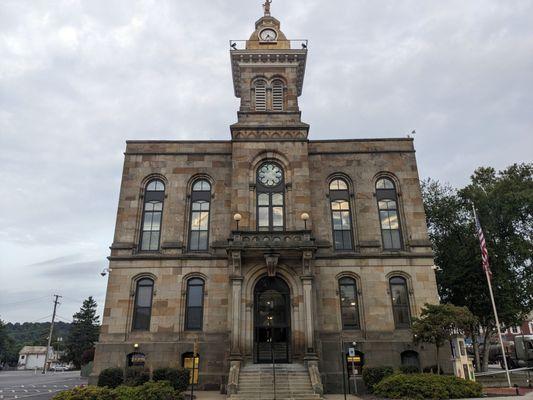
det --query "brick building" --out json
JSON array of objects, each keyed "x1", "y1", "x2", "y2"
[{"x1": 92, "y1": 5, "x2": 440, "y2": 395}]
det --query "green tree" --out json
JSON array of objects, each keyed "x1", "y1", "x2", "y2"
[
  {"x1": 0, "y1": 318, "x2": 8, "y2": 364},
  {"x1": 65, "y1": 297, "x2": 100, "y2": 369},
  {"x1": 412, "y1": 303, "x2": 478, "y2": 374},
  {"x1": 422, "y1": 163, "x2": 533, "y2": 371}
]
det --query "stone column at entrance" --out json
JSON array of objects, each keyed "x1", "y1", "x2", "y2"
[
  {"x1": 230, "y1": 276, "x2": 243, "y2": 357},
  {"x1": 301, "y1": 275, "x2": 315, "y2": 355}
]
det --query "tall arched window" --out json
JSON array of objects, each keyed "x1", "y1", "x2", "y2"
[
  {"x1": 132, "y1": 278, "x2": 154, "y2": 331},
  {"x1": 272, "y1": 80, "x2": 284, "y2": 111},
  {"x1": 185, "y1": 278, "x2": 205, "y2": 331},
  {"x1": 339, "y1": 277, "x2": 359, "y2": 329},
  {"x1": 140, "y1": 179, "x2": 165, "y2": 251},
  {"x1": 189, "y1": 180, "x2": 211, "y2": 251},
  {"x1": 376, "y1": 178, "x2": 402, "y2": 250},
  {"x1": 330, "y1": 179, "x2": 353, "y2": 250},
  {"x1": 389, "y1": 276, "x2": 411, "y2": 328},
  {"x1": 256, "y1": 162, "x2": 285, "y2": 231},
  {"x1": 254, "y1": 79, "x2": 267, "y2": 111}
]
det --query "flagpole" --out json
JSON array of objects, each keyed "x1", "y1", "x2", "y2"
[{"x1": 472, "y1": 205, "x2": 512, "y2": 388}]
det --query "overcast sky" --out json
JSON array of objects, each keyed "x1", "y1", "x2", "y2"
[{"x1": 1, "y1": 0, "x2": 532, "y2": 323}]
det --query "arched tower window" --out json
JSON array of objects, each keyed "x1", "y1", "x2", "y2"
[
  {"x1": 376, "y1": 178, "x2": 402, "y2": 250},
  {"x1": 189, "y1": 180, "x2": 211, "y2": 251},
  {"x1": 389, "y1": 276, "x2": 411, "y2": 328},
  {"x1": 256, "y1": 162, "x2": 285, "y2": 231},
  {"x1": 254, "y1": 79, "x2": 267, "y2": 111},
  {"x1": 329, "y1": 179, "x2": 353, "y2": 250},
  {"x1": 272, "y1": 80, "x2": 284, "y2": 111},
  {"x1": 140, "y1": 179, "x2": 165, "y2": 251},
  {"x1": 132, "y1": 278, "x2": 154, "y2": 331},
  {"x1": 185, "y1": 278, "x2": 205, "y2": 331},
  {"x1": 339, "y1": 277, "x2": 359, "y2": 329}
]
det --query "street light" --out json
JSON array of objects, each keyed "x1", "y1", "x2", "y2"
[
  {"x1": 300, "y1": 213, "x2": 310, "y2": 230},
  {"x1": 233, "y1": 213, "x2": 242, "y2": 230}
]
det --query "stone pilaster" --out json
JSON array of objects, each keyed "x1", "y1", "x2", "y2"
[
  {"x1": 230, "y1": 275, "x2": 244, "y2": 359},
  {"x1": 301, "y1": 275, "x2": 315, "y2": 355}
]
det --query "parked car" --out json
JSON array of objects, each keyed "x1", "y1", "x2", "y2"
[{"x1": 50, "y1": 365, "x2": 69, "y2": 372}]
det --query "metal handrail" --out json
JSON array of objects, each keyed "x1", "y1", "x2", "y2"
[{"x1": 229, "y1": 39, "x2": 308, "y2": 50}]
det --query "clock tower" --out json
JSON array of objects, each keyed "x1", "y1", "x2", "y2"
[{"x1": 230, "y1": 3, "x2": 309, "y2": 139}]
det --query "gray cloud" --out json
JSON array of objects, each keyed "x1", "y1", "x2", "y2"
[{"x1": 1, "y1": 0, "x2": 532, "y2": 322}]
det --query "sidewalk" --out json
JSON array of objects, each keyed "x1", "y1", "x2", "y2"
[
  {"x1": 189, "y1": 390, "x2": 533, "y2": 400},
  {"x1": 190, "y1": 394, "x2": 362, "y2": 399}
]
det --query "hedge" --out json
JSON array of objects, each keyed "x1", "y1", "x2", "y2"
[
  {"x1": 53, "y1": 381, "x2": 183, "y2": 400},
  {"x1": 97, "y1": 367, "x2": 124, "y2": 388},
  {"x1": 362, "y1": 366, "x2": 394, "y2": 392},
  {"x1": 374, "y1": 373, "x2": 483, "y2": 399},
  {"x1": 153, "y1": 368, "x2": 190, "y2": 392},
  {"x1": 398, "y1": 365, "x2": 420, "y2": 374},
  {"x1": 53, "y1": 386, "x2": 115, "y2": 400},
  {"x1": 124, "y1": 366, "x2": 150, "y2": 387}
]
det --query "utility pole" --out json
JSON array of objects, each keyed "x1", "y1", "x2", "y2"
[{"x1": 42, "y1": 294, "x2": 62, "y2": 374}]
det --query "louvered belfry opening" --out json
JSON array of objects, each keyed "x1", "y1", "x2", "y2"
[
  {"x1": 254, "y1": 79, "x2": 267, "y2": 111},
  {"x1": 272, "y1": 80, "x2": 284, "y2": 111}
]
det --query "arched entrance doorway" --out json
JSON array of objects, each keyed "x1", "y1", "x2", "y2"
[{"x1": 254, "y1": 276, "x2": 291, "y2": 363}]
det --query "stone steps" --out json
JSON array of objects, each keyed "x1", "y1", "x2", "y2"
[{"x1": 229, "y1": 363, "x2": 322, "y2": 400}]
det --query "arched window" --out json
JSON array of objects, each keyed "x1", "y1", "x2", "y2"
[
  {"x1": 376, "y1": 177, "x2": 402, "y2": 250},
  {"x1": 254, "y1": 79, "x2": 267, "y2": 111},
  {"x1": 256, "y1": 162, "x2": 285, "y2": 231},
  {"x1": 330, "y1": 179, "x2": 353, "y2": 250},
  {"x1": 389, "y1": 276, "x2": 410, "y2": 328},
  {"x1": 339, "y1": 277, "x2": 359, "y2": 329},
  {"x1": 182, "y1": 352, "x2": 200, "y2": 384},
  {"x1": 401, "y1": 350, "x2": 420, "y2": 369},
  {"x1": 185, "y1": 278, "x2": 205, "y2": 331},
  {"x1": 140, "y1": 179, "x2": 165, "y2": 251},
  {"x1": 189, "y1": 180, "x2": 211, "y2": 251},
  {"x1": 272, "y1": 80, "x2": 284, "y2": 111},
  {"x1": 132, "y1": 278, "x2": 154, "y2": 331}
]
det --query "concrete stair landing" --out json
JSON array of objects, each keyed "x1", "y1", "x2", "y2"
[{"x1": 229, "y1": 363, "x2": 322, "y2": 400}]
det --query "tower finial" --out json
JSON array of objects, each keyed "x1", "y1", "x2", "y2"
[{"x1": 263, "y1": 0, "x2": 272, "y2": 16}]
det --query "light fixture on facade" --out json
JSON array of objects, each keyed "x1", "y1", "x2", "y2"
[
  {"x1": 133, "y1": 343, "x2": 139, "y2": 349},
  {"x1": 233, "y1": 213, "x2": 242, "y2": 230},
  {"x1": 100, "y1": 268, "x2": 112, "y2": 277},
  {"x1": 301, "y1": 212, "x2": 310, "y2": 229}
]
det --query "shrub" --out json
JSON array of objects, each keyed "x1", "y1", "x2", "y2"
[
  {"x1": 136, "y1": 381, "x2": 182, "y2": 400},
  {"x1": 97, "y1": 367, "x2": 124, "y2": 388},
  {"x1": 54, "y1": 382, "x2": 184, "y2": 400},
  {"x1": 113, "y1": 385, "x2": 138, "y2": 400},
  {"x1": 152, "y1": 367, "x2": 170, "y2": 382},
  {"x1": 362, "y1": 366, "x2": 394, "y2": 392},
  {"x1": 398, "y1": 365, "x2": 420, "y2": 374},
  {"x1": 374, "y1": 373, "x2": 483, "y2": 399},
  {"x1": 124, "y1": 366, "x2": 150, "y2": 386},
  {"x1": 52, "y1": 386, "x2": 114, "y2": 400},
  {"x1": 153, "y1": 368, "x2": 190, "y2": 392},
  {"x1": 423, "y1": 364, "x2": 444, "y2": 374}
]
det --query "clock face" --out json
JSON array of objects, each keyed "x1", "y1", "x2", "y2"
[
  {"x1": 258, "y1": 163, "x2": 282, "y2": 187},
  {"x1": 259, "y1": 28, "x2": 277, "y2": 42}
]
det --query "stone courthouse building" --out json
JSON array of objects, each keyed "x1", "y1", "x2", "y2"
[{"x1": 93, "y1": 3, "x2": 439, "y2": 395}]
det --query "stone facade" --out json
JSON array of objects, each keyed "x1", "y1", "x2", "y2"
[{"x1": 92, "y1": 9, "x2": 441, "y2": 394}]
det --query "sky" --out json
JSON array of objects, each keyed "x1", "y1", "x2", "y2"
[{"x1": 0, "y1": 0, "x2": 532, "y2": 323}]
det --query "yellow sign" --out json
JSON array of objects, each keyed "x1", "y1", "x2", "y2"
[{"x1": 347, "y1": 356, "x2": 361, "y2": 363}]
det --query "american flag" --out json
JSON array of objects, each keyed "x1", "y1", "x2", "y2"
[{"x1": 474, "y1": 209, "x2": 492, "y2": 278}]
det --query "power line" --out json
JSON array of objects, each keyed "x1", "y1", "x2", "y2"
[{"x1": 0, "y1": 296, "x2": 51, "y2": 307}]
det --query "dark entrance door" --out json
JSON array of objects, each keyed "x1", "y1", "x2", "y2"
[{"x1": 254, "y1": 276, "x2": 291, "y2": 363}]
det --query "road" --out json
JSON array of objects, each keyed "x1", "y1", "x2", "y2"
[{"x1": 0, "y1": 370, "x2": 86, "y2": 400}]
